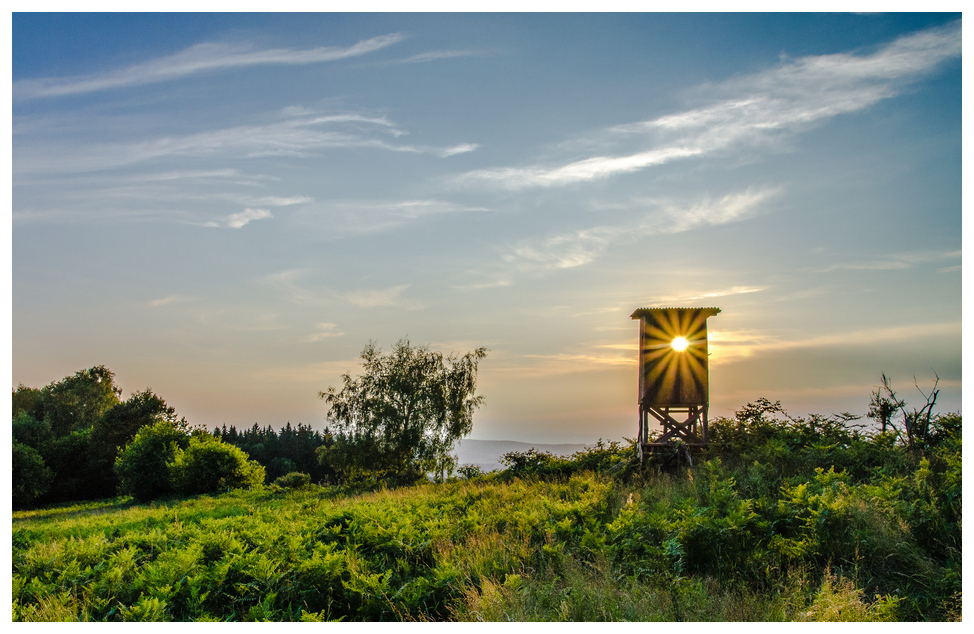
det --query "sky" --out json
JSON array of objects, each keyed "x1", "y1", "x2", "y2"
[{"x1": 11, "y1": 13, "x2": 962, "y2": 443}]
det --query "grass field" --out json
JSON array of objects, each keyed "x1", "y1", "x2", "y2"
[{"x1": 12, "y1": 412, "x2": 962, "y2": 622}]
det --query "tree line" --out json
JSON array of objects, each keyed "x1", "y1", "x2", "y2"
[
  {"x1": 11, "y1": 366, "x2": 267, "y2": 508},
  {"x1": 12, "y1": 339, "x2": 489, "y2": 508}
]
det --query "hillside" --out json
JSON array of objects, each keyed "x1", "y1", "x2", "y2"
[{"x1": 12, "y1": 406, "x2": 961, "y2": 622}]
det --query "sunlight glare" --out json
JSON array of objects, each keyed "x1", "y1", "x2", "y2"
[{"x1": 671, "y1": 336, "x2": 689, "y2": 351}]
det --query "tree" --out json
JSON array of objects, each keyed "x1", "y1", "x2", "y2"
[
  {"x1": 12, "y1": 442, "x2": 54, "y2": 508},
  {"x1": 873, "y1": 372, "x2": 941, "y2": 452},
  {"x1": 12, "y1": 384, "x2": 43, "y2": 419},
  {"x1": 37, "y1": 365, "x2": 122, "y2": 436},
  {"x1": 318, "y1": 339, "x2": 487, "y2": 484},
  {"x1": 88, "y1": 389, "x2": 182, "y2": 498},
  {"x1": 12, "y1": 411, "x2": 54, "y2": 452}
]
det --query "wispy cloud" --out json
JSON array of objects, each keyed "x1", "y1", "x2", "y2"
[
  {"x1": 647, "y1": 286, "x2": 766, "y2": 305},
  {"x1": 439, "y1": 143, "x2": 480, "y2": 157},
  {"x1": 147, "y1": 295, "x2": 185, "y2": 307},
  {"x1": 456, "y1": 21, "x2": 961, "y2": 190},
  {"x1": 14, "y1": 34, "x2": 406, "y2": 100},
  {"x1": 204, "y1": 208, "x2": 273, "y2": 229},
  {"x1": 820, "y1": 249, "x2": 961, "y2": 272},
  {"x1": 495, "y1": 187, "x2": 779, "y2": 277},
  {"x1": 344, "y1": 284, "x2": 422, "y2": 309},
  {"x1": 293, "y1": 198, "x2": 489, "y2": 236},
  {"x1": 460, "y1": 146, "x2": 701, "y2": 189},
  {"x1": 14, "y1": 109, "x2": 475, "y2": 177},
  {"x1": 489, "y1": 351, "x2": 636, "y2": 379},
  {"x1": 709, "y1": 321, "x2": 961, "y2": 364},
  {"x1": 259, "y1": 269, "x2": 328, "y2": 305},
  {"x1": 259, "y1": 270, "x2": 422, "y2": 310},
  {"x1": 307, "y1": 323, "x2": 344, "y2": 341},
  {"x1": 392, "y1": 50, "x2": 478, "y2": 64}
]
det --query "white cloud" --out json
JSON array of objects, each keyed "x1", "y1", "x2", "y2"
[
  {"x1": 497, "y1": 187, "x2": 779, "y2": 275},
  {"x1": 14, "y1": 109, "x2": 475, "y2": 177},
  {"x1": 205, "y1": 207, "x2": 273, "y2": 229},
  {"x1": 647, "y1": 286, "x2": 766, "y2": 305},
  {"x1": 461, "y1": 146, "x2": 702, "y2": 189},
  {"x1": 456, "y1": 21, "x2": 961, "y2": 190},
  {"x1": 14, "y1": 34, "x2": 406, "y2": 99},
  {"x1": 439, "y1": 143, "x2": 480, "y2": 157}
]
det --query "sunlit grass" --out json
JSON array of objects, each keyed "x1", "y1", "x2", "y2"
[{"x1": 12, "y1": 419, "x2": 961, "y2": 622}]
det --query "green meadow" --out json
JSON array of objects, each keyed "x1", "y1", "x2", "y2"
[{"x1": 12, "y1": 404, "x2": 961, "y2": 622}]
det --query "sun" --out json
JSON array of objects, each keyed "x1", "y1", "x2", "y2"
[{"x1": 671, "y1": 336, "x2": 689, "y2": 351}]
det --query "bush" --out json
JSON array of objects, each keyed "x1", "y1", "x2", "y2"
[
  {"x1": 273, "y1": 471, "x2": 312, "y2": 490},
  {"x1": 114, "y1": 420, "x2": 188, "y2": 501},
  {"x1": 456, "y1": 464, "x2": 486, "y2": 479},
  {"x1": 173, "y1": 434, "x2": 265, "y2": 496},
  {"x1": 87, "y1": 389, "x2": 182, "y2": 499}
]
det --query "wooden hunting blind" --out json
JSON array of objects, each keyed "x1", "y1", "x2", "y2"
[{"x1": 631, "y1": 307, "x2": 720, "y2": 459}]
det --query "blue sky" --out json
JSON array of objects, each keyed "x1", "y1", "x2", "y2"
[{"x1": 12, "y1": 13, "x2": 961, "y2": 442}]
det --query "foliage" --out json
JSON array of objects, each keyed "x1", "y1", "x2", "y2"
[
  {"x1": 11, "y1": 389, "x2": 961, "y2": 622},
  {"x1": 88, "y1": 389, "x2": 183, "y2": 499},
  {"x1": 12, "y1": 442, "x2": 54, "y2": 508},
  {"x1": 44, "y1": 428, "x2": 95, "y2": 504},
  {"x1": 12, "y1": 365, "x2": 339, "y2": 507},
  {"x1": 499, "y1": 439, "x2": 635, "y2": 480},
  {"x1": 173, "y1": 434, "x2": 266, "y2": 496},
  {"x1": 872, "y1": 372, "x2": 943, "y2": 453},
  {"x1": 11, "y1": 367, "x2": 182, "y2": 506},
  {"x1": 114, "y1": 420, "x2": 189, "y2": 501},
  {"x1": 273, "y1": 472, "x2": 312, "y2": 490},
  {"x1": 32, "y1": 365, "x2": 122, "y2": 437},
  {"x1": 12, "y1": 384, "x2": 43, "y2": 419},
  {"x1": 215, "y1": 422, "x2": 334, "y2": 484},
  {"x1": 318, "y1": 339, "x2": 487, "y2": 484},
  {"x1": 456, "y1": 464, "x2": 486, "y2": 480},
  {"x1": 12, "y1": 411, "x2": 55, "y2": 451}
]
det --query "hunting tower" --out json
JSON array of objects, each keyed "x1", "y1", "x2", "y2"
[{"x1": 631, "y1": 307, "x2": 720, "y2": 460}]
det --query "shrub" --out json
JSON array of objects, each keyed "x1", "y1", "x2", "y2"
[
  {"x1": 173, "y1": 434, "x2": 265, "y2": 496},
  {"x1": 87, "y1": 389, "x2": 182, "y2": 499},
  {"x1": 456, "y1": 464, "x2": 486, "y2": 479},
  {"x1": 114, "y1": 420, "x2": 188, "y2": 501},
  {"x1": 273, "y1": 471, "x2": 311, "y2": 490}
]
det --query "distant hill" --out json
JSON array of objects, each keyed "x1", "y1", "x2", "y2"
[{"x1": 453, "y1": 439, "x2": 592, "y2": 473}]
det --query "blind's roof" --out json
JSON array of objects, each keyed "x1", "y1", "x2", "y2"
[{"x1": 631, "y1": 307, "x2": 721, "y2": 319}]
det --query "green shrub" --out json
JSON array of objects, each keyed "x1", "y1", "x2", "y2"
[
  {"x1": 114, "y1": 420, "x2": 188, "y2": 501},
  {"x1": 273, "y1": 471, "x2": 311, "y2": 490},
  {"x1": 456, "y1": 464, "x2": 486, "y2": 479},
  {"x1": 173, "y1": 434, "x2": 265, "y2": 496}
]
